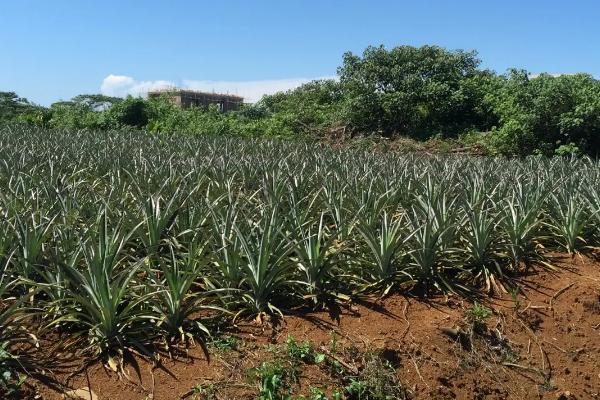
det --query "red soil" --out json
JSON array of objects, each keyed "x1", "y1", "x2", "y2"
[{"x1": 27, "y1": 254, "x2": 600, "y2": 399}]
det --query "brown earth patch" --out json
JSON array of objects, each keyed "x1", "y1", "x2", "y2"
[{"x1": 23, "y1": 254, "x2": 600, "y2": 399}]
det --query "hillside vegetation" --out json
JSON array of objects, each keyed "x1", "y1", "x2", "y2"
[{"x1": 3, "y1": 45, "x2": 600, "y2": 156}]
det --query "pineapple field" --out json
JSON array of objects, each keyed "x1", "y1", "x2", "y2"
[{"x1": 1, "y1": 126, "x2": 599, "y2": 399}]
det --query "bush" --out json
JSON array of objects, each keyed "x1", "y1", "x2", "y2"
[
  {"x1": 486, "y1": 71, "x2": 600, "y2": 155},
  {"x1": 338, "y1": 45, "x2": 489, "y2": 138}
]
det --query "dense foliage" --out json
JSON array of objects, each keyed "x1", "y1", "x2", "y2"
[
  {"x1": 486, "y1": 70, "x2": 600, "y2": 155},
  {"x1": 338, "y1": 45, "x2": 493, "y2": 138},
  {"x1": 1, "y1": 126, "x2": 600, "y2": 392},
  {"x1": 0, "y1": 92, "x2": 39, "y2": 122},
  {"x1": 2, "y1": 45, "x2": 600, "y2": 156}
]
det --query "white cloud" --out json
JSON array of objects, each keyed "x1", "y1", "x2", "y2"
[
  {"x1": 182, "y1": 77, "x2": 334, "y2": 103},
  {"x1": 100, "y1": 75, "x2": 335, "y2": 103},
  {"x1": 100, "y1": 74, "x2": 175, "y2": 97}
]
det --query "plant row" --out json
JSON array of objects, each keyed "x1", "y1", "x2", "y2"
[{"x1": 0, "y1": 127, "x2": 598, "y2": 378}]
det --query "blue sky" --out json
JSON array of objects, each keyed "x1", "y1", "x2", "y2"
[{"x1": 1, "y1": 1, "x2": 599, "y2": 105}]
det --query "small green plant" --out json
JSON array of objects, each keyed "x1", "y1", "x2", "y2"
[
  {"x1": 308, "y1": 388, "x2": 328, "y2": 400},
  {"x1": 294, "y1": 387, "x2": 342, "y2": 400},
  {"x1": 467, "y1": 303, "x2": 492, "y2": 322},
  {"x1": 329, "y1": 331, "x2": 338, "y2": 354},
  {"x1": 466, "y1": 302, "x2": 493, "y2": 335},
  {"x1": 286, "y1": 336, "x2": 313, "y2": 364},
  {"x1": 509, "y1": 286, "x2": 521, "y2": 312},
  {"x1": 209, "y1": 335, "x2": 239, "y2": 352},
  {"x1": 250, "y1": 361, "x2": 291, "y2": 400},
  {"x1": 332, "y1": 391, "x2": 343, "y2": 400},
  {"x1": 264, "y1": 343, "x2": 280, "y2": 353},
  {"x1": 327, "y1": 359, "x2": 345, "y2": 377},
  {"x1": 344, "y1": 352, "x2": 408, "y2": 400},
  {"x1": 192, "y1": 383, "x2": 217, "y2": 400},
  {"x1": 344, "y1": 379, "x2": 367, "y2": 398},
  {"x1": 285, "y1": 336, "x2": 325, "y2": 384},
  {"x1": 322, "y1": 333, "x2": 345, "y2": 376}
]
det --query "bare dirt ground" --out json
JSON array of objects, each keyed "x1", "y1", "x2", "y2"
[{"x1": 26, "y1": 254, "x2": 600, "y2": 400}]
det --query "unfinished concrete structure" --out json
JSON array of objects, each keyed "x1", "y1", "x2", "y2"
[{"x1": 148, "y1": 88, "x2": 243, "y2": 112}]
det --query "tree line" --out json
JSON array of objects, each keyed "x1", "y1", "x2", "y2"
[{"x1": 2, "y1": 45, "x2": 600, "y2": 156}]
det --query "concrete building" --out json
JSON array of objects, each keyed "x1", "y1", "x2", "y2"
[{"x1": 148, "y1": 89, "x2": 243, "y2": 112}]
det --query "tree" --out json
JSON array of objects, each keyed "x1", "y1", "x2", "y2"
[
  {"x1": 71, "y1": 94, "x2": 122, "y2": 111},
  {"x1": 258, "y1": 79, "x2": 345, "y2": 135},
  {"x1": 49, "y1": 100, "x2": 102, "y2": 129},
  {"x1": 338, "y1": 45, "x2": 486, "y2": 138},
  {"x1": 104, "y1": 96, "x2": 148, "y2": 128},
  {"x1": 488, "y1": 70, "x2": 600, "y2": 155},
  {"x1": 0, "y1": 92, "x2": 33, "y2": 121}
]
